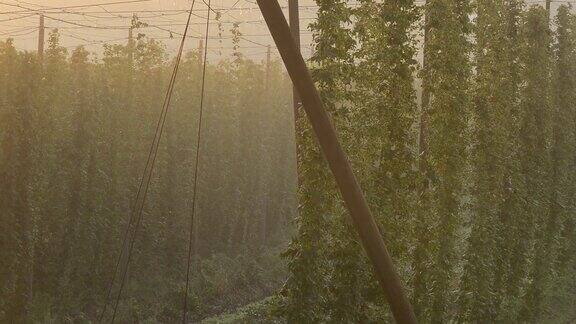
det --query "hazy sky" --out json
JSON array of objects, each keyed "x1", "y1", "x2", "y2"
[{"x1": 0, "y1": 0, "x2": 318, "y2": 60}]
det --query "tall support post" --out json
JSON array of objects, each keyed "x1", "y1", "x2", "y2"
[
  {"x1": 37, "y1": 14, "x2": 45, "y2": 61},
  {"x1": 288, "y1": 0, "x2": 301, "y2": 119},
  {"x1": 256, "y1": 1, "x2": 417, "y2": 323},
  {"x1": 546, "y1": 0, "x2": 551, "y2": 22},
  {"x1": 128, "y1": 14, "x2": 139, "y2": 61},
  {"x1": 128, "y1": 27, "x2": 134, "y2": 63}
]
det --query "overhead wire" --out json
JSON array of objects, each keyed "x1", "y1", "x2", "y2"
[
  {"x1": 0, "y1": 12, "x2": 36, "y2": 22},
  {"x1": 12, "y1": 0, "x2": 45, "y2": 7},
  {"x1": 0, "y1": 25, "x2": 36, "y2": 35},
  {"x1": 63, "y1": 36, "x2": 127, "y2": 49},
  {"x1": 0, "y1": 0, "x2": 153, "y2": 14},
  {"x1": 23, "y1": 19, "x2": 315, "y2": 29},
  {"x1": 0, "y1": 1, "x2": 317, "y2": 61},
  {"x1": 3, "y1": 0, "x2": 565, "y2": 18},
  {"x1": 43, "y1": 15, "x2": 119, "y2": 29},
  {"x1": 0, "y1": 4, "x2": 334, "y2": 15},
  {"x1": 1, "y1": 26, "x2": 37, "y2": 37},
  {"x1": 1, "y1": 1, "x2": 308, "y2": 51},
  {"x1": 0, "y1": 0, "x2": 308, "y2": 62},
  {"x1": 26, "y1": 13, "x2": 308, "y2": 49},
  {"x1": 219, "y1": 0, "x2": 242, "y2": 15}
]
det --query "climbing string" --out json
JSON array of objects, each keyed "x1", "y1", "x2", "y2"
[
  {"x1": 97, "y1": 0, "x2": 197, "y2": 322},
  {"x1": 182, "y1": 0, "x2": 211, "y2": 322}
]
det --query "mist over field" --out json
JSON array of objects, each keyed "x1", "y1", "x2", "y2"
[{"x1": 1, "y1": 0, "x2": 575, "y2": 323}]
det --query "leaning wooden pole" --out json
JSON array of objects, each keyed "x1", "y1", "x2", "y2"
[
  {"x1": 255, "y1": 1, "x2": 417, "y2": 323},
  {"x1": 37, "y1": 14, "x2": 45, "y2": 61}
]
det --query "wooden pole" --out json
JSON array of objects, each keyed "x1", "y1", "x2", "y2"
[
  {"x1": 255, "y1": 1, "x2": 417, "y2": 323},
  {"x1": 128, "y1": 27, "x2": 134, "y2": 63},
  {"x1": 37, "y1": 14, "x2": 45, "y2": 61}
]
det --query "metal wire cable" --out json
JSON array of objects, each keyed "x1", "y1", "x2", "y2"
[{"x1": 0, "y1": 0, "x2": 153, "y2": 14}]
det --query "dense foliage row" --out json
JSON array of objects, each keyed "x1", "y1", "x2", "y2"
[
  {"x1": 2, "y1": 1, "x2": 576, "y2": 323},
  {"x1": 0, "y1": 32, "x2": 297, "y2": 322},
  {"x1": 280, "y1": 1, "x2": 576, "y2": 323}
]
